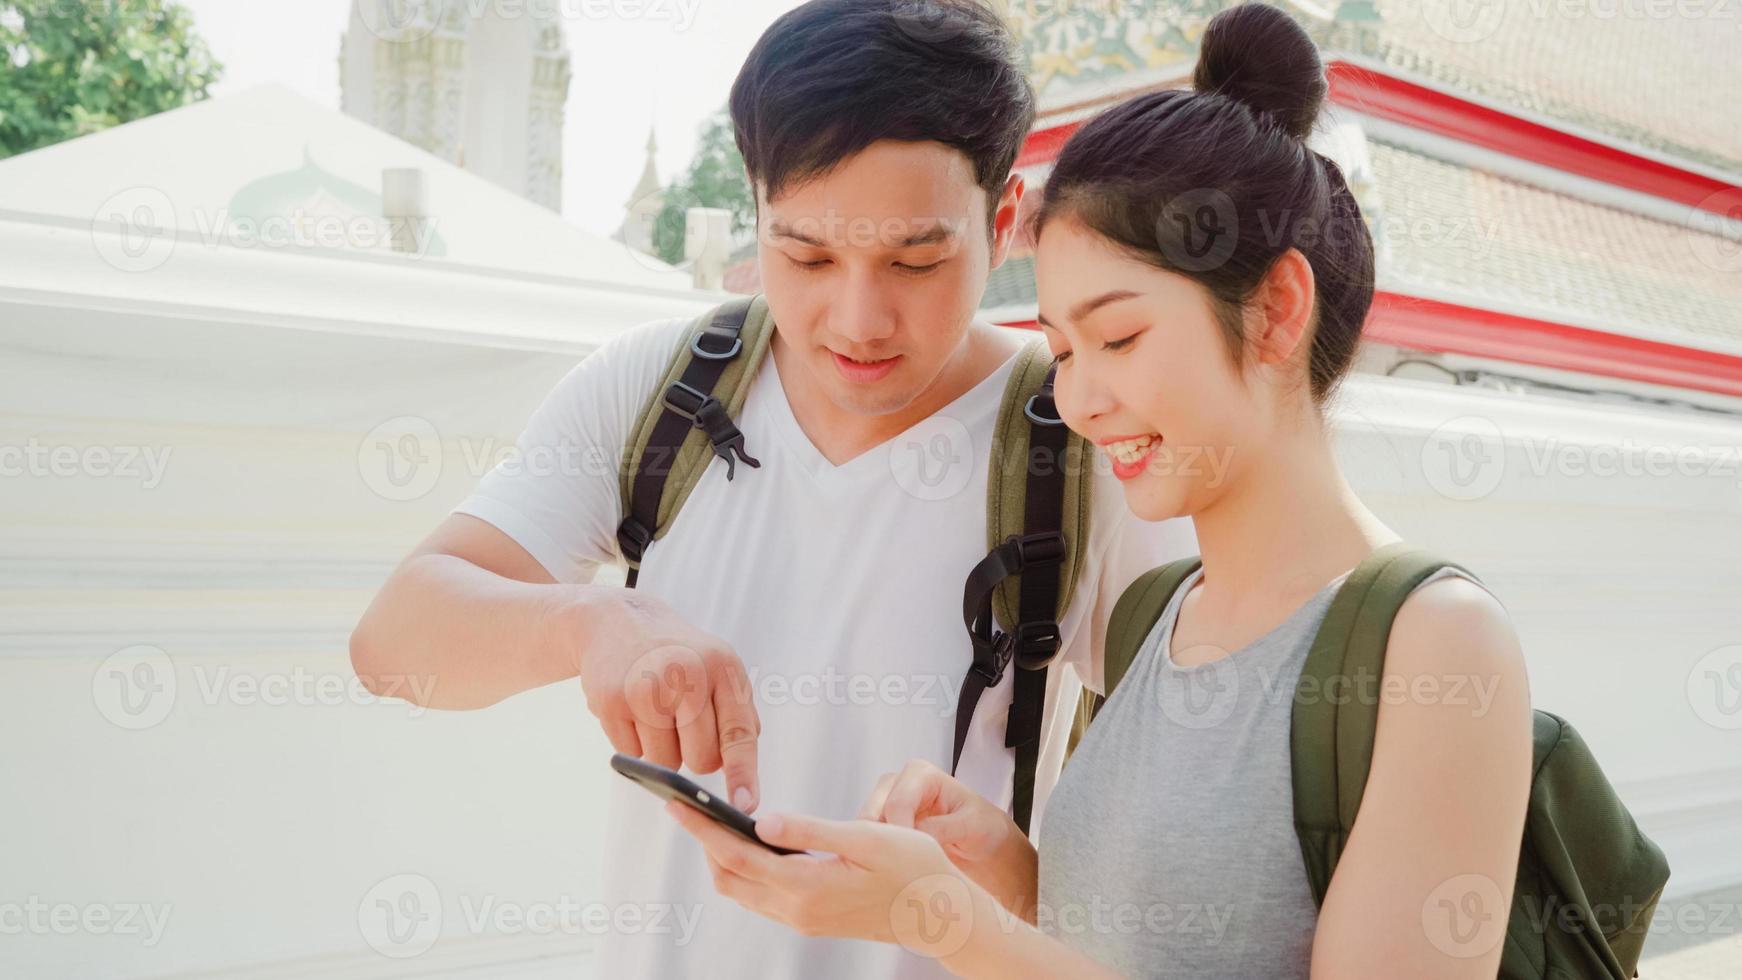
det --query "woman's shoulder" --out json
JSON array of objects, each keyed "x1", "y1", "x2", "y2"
[
  {"x1": 1389, "y1": 569, "x2": 1522, "y2": 677},
  {"x1": 1378, "y1": 568, "x2": 1532, "y2": 745}
]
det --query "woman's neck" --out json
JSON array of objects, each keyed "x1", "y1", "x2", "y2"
[{"x1": 1188, "y1": 414, "x2": 1395, "y2": 616}]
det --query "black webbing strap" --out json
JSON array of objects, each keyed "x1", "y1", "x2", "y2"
[
  {"x1": 1009, "y1": 379, "x2": 1070, "y2": 834},
  {"x1": 616, "y1": 298, "x2": 760, "y2": 589},
  {"x1": 951, "y1": 367, "x2": 1071, "y2": 836}
]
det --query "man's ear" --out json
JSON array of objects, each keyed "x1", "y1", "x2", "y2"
[
  {"x1": 989, "y1": 172, "x2": 1026, "y2": 269},
  {"x1": 1250, "y1": 248, "x2": 1316, "y2": 369}
]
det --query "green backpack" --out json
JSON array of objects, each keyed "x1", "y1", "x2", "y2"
[
  {"x1": 1070, "y1": 542, "x2": 1670, "y2": 979},
  {"x1": 613, "y1": 294, "x2": 1094, "y2": 834}
]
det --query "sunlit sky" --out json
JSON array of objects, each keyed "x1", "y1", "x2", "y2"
[{"x1": 174, "y1": 0, "x2": 808, "y2": 237}]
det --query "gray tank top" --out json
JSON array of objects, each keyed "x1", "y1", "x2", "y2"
[{"x1": 1036, "y1": 563, "x2": 1471, "y2": 978}]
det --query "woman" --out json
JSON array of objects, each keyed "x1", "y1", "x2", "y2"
[{"x1": 666, "y1": 5, "x2": 1534, "y2": 977}]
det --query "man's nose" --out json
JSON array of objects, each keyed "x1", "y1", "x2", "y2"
[{"x1": 829, "y1": 271, "x2": 898, "y2": 346}]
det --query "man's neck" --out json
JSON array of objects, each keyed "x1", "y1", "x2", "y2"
[{"x1": 773, "y1": 322, "x2": 1027, "y2": 466}]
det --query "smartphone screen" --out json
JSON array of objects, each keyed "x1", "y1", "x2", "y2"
[{"x1": 610, "y1": 753, "x2": 803, "y2": 855}]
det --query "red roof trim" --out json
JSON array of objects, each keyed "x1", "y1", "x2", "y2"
[
  {"x1": 1364, "y1": 291, "x2": 1742, "y2": 397},
  {"x1": 996, "y1": 291, "x2": 1742, "y2": 399},
  {"x1": 1323, "y1": 61, "x2": 1737, "y2": 217},
  {"x1": 1016, "y1": 62, "x2": 1741, "y2": 216}
]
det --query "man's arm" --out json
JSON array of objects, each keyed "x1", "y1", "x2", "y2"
[
  {"x1": 350, "y1": 512, "x2": 765, "y2": 809},
  {"x1": 349, "y1": 512, "x2": 594, "y2": 710},
  {"x1": 348, "y1": 315, "x2": 764, "y2": 809}
]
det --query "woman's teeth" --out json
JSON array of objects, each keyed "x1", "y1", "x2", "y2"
[{"x1": 1106, "y1": 435, "x2": 1160, "y2": 465}]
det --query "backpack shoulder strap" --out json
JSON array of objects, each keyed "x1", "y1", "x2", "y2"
[
  {"x1": 954, "y1": 338, "x2": 1094, "y2": 836},
  {"x1": 616, "y1": 295, "x2": 775, "y2": 587},
  {"x1": 1104, "y1": 557, "x2": 1205, "y2": 696},
  {"x1": 986, "y1": 338, "x2": 1093, "y2": 632},
  {"x1": 1065, "y1": 556, "x2": 1201, "y2": 758},
  {"x1": 1291, "y1": 541, "x2": 1478, "y2": 905}
]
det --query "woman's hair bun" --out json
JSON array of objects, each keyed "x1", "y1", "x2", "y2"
[{"x1": 1191, "y1": 3, "x2": 1327, "y2": 142}]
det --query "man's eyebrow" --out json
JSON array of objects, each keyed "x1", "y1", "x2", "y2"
[
  {"x1": 894, "y1": 224, "x2": 958, "y2": 248},
  {"x1": 1036, "y1": 289, "x2": 1144, "y2": 330},
  {"x1": 766, "y1": 221, "x2": 825, "y2": 247},
  {"x1": 764, "y1": 221, "x2": 960, "y2": 249}
]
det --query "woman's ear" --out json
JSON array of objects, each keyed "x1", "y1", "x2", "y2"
[{"x1": 1249, "y1": 248, "x2": 1316, "y2": 369}]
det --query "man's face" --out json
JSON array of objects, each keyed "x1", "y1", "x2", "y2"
[{"x1": 757, "y1": 139, "x2": 1019, "y2": 417}]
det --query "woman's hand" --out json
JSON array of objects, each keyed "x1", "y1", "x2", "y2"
[
  {"x1": 664, "y1": 800, "x2": 988, "y2": 962},
  {"x1": 860, "y1": 760, "x2": 1038, "y2": 919}
]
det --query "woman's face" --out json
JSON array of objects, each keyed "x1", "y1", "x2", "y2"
[{"x1": 1034, "y1": 216, "x2": 1273, "y2": 523}]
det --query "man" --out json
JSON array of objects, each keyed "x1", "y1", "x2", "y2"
[{"x1": 349, "y1": 1, "x2": 1196, "y2": 976}]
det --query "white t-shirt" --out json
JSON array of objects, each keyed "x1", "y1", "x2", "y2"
[{"x1": 453, "y1": 314, "x2": 1197, "y2": 979}]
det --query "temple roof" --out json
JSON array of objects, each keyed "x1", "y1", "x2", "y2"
[{"x1": 1011, "y1": 0, "x2": 1742, "y2": 176}]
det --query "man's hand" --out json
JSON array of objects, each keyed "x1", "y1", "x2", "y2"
[{"x1": 575, "y1": 590, "x2": 762, "y2": 812}]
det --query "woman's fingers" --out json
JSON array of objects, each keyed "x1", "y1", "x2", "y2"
[
  {"x1": 696, "y1": 833, "x2": 794, "y2": 920},
  {"x1": 664, "y1": 800, "x2": 787, "y2": 883},
  {"x1": 858, "y1": 772, "x2": 897, "y2": 821},
  {"x1": 917, "y1": 809, "x2": 997, "y2": 861},
  {"x1": 754, "y1": 812, "x2": 877, "y2": 858},
  {"x1": 881, "y1": 759, "x2": 949, "y2": 828}
]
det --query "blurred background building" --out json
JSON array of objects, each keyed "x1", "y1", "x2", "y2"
[{"x1": 339, "y1": 0, "x2": 573, "y2": 211}]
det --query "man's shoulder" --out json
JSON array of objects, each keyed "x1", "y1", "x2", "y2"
[
  {"x1": 594, "y1": 312, "x2": 699, "y2": 371},
  {"x1": 555, "y1": 312, "x2": 704, "y2": 414}
]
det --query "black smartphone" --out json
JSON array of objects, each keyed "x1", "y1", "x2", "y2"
[{"x1": 610, "y1": 753, "x2": 803, "y2": 855}]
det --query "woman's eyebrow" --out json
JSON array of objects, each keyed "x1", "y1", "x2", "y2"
[{"x1": 1037, "y1": 289, "x2": 1144, "y2": 329}]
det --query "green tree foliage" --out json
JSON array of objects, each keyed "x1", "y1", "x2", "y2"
[
  {"x1": 0, "y1": 0, "x2": 222, "y2": 160},
  {"x1": 652, "y1": 108, "x2": 754, "y2": 265}
]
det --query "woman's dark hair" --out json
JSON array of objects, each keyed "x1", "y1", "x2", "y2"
[
  {"x1": 1033, "y1": 3, "x2": 1374, "y2": 405},
  {"x1": 728, "y1": 0, "x2": 1034, "y2": 225}
]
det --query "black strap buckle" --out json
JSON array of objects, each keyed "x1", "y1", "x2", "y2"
[
  {"x1": 1024, "y1": 392, "x2": 1066, "y2": 426},
  {"x1": 970, "y1": 633, "x2": 1014, "y2": 687},
  {"x1": 661, "y1": 382, "x2": 762, "y2": 481},
  {"x1": 691, "y1": 332, "x2": 743, "y2": 361},
  {"x1": 662, "y1": 380, "x2": 714, "y2": 421},
  {"x1": 616, "y1": 515, "x2": 652, "y2": 563},
  {"x1": 1010, "y1": 531, "x2": 1066, "y2": 569},
  {"x1": 1010, "y1": 620, "x2": 1062, "y2": 670}
]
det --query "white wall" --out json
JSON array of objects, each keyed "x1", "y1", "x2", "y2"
[{"x1": 3, "y1": 316, "x2": 1739, "y2": 977}]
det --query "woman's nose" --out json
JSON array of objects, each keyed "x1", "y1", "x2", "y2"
[{"x1": 1052, "y1": 363, "x2": 1118, "y2": 430}]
